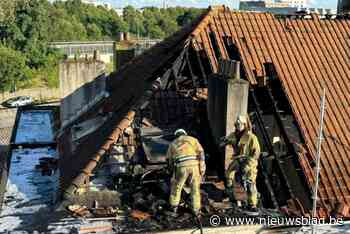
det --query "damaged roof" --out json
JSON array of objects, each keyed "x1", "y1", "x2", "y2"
[
  {"x1": 58, "y1": 10, "x2": 210, "y2": 195},
  {"x1": 61, "y1": 6, "x2": 350, "y2": 215},
  {"x1": 188, "y1": 7, "x2": 350, "y2": 212}
]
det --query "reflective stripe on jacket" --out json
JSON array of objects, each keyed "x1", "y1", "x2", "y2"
[{"x1": 167, "y1": 135, "x2": 204, "y2": 168}]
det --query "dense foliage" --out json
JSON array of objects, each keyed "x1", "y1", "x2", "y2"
[{"x1": 0, "y1": 0, "x2": 203, "y2": 91}]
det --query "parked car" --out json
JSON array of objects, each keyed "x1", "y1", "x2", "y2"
[{"x1": 2, "y1": 96, "x2": 33, "y2": 108}]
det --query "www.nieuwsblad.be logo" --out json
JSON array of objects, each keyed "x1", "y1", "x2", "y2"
[{"x1": 209, "y1": 215, "x2": 344, "y2": 227}]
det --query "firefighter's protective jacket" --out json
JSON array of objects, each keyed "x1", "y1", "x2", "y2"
[
  {"x1": 226, "y1": 130, "x2": 260, "y2": 164},
  {"x1": 167, "y1": 135, "x2": 205, "y2": 173},
  {"x1": 225, "y1": 130, "x2": 261, "y2": 206},
  {"x1": 167, "y1": 135, "x2": 205, "y2": 214}
]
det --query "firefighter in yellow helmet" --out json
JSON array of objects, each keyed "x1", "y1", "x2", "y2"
[
  {"x1": 167, "y1": 129, "x2": 205, "y2": 216},
  {"x1": 220, "y1": 115, "x2": 261, "y2": 213}
]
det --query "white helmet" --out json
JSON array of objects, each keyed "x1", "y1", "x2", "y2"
[
  {"x1": 237, "y1": 115, "x2": 247, "y2": 124},
  {"x1": 174, "y1": 129, "x2": 187, "y2": 137},
  {"x1": 235, "y1": 115, "x2": 247, "y2": 131}
]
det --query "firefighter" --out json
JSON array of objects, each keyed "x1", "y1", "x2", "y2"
[
  {"x1": 220, "y1": 115, "x2": 261, "y2": 213},
  {"x1": 167, "y1": 129, "x2": 206, "y2": 216}
]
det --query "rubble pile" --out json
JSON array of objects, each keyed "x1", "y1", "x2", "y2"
[{"x1": 65, "y1": 172, "x2": 284, "y2": 233}]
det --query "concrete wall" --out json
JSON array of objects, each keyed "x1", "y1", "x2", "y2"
[
  {"x1": 65, "y1": 53, "x2": 113, "y2": 65},
  {"x1": 59, "y1": 59, "x2": 107, "y2": 126},
  {"x1": 50, "y1": 41, "x2": 115, "y2": 66},
  {"x1": 207, "y1": 74, "x2": 249, "y2": 170},
  {"x1": 59, "y1": 59, "x2": 105, "y2": 99}
]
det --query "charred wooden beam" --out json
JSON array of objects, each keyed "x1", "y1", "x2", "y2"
[
  {"x1": 249, "y1": 89, "x2": 279, "y2": 208},
  {"x1": 265, "y1": 86, "x2": 313, "y2": 211},
  {"x1": 249, "y1": 90, "x2": 274, "y2": 154},
  {"x1": 252, "y1": 89, "x2": 294, "y2": 198},
  {"x1": 258, "y1": 163, "x2": 279, "y2": 209},
  {"x1": 265, "y1": 87, "x2": 298, "y2": 158},
  {"x1": 185, "y1": 50, "x2": 198, "y2": 87},
  {"x1": 193, "y1": 49, "x2": 208, "y2": 85}
]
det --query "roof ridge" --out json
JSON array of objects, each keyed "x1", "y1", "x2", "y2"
[{"x1": 190, "y1": 7, "x2": 215, "y2": 38}]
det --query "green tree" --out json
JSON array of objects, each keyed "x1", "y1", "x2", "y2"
[
  {"x1": 108, "y1": 14, "x2": 129, "y2": 39},
  {"x1": 3, "y1": 0, "x2": 51, "y2": 67},
  {"x1": 124, "y1": 6, "x2": 145, "y2": 37},
  {"x1": 0, "y1": 0, "x2": 16, "y2": 23},
  {"x1": 159, "y1": 17, "x2": 178, "y2": 36},
  {"x1": 86, "y1": 23, "x2": 102, "y2": 40},
  {"x1": 41, "y1": 50, "x2": 62, "y2": 88},
  {"x1": 49, "y1": 17, "x2": 87, "y2": 41},
  {"x1": 0, "y1": 0, "x2": 30, "y2": 24},
  {"x1": 177, "y1": 9, "x2": 202, "y2": 26},
  {"x1": 1, "y1": 0, "x2": 206, "y2": 93},
  {"x1": 147, "y1": 24, "x2": 165, "y2": 38},
  {"x1": 0, "y1": 45, "x2": 27, "y2": 92}
]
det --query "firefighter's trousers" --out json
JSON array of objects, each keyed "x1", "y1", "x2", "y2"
[
  {"x1": 169, "y1": 165, "x2": 201, "y2": 214},
  {"x1": 226, "y1": 159, "x2": 258, "y2": 206}
]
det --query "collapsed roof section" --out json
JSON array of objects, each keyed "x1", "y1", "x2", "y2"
[
  {"x1": 187, "y1": 6, "x2": 350, "y2": 215},
  {"x1": 58, "y1": 10, "x2": 210, "y2": 196},
  {"x1": 58, "y1": 6, "x2": 350, "y2": 217}
]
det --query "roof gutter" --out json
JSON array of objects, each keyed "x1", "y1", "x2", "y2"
[{"x1": 63, "y1": 110, "x2": 135, "y2": 199}]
